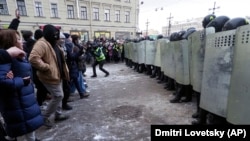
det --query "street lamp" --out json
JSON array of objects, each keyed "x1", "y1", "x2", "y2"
[{"x1": 155, "y1": 7, "x2": 163, "y2": 12}]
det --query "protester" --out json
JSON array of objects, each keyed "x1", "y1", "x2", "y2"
[
  {"x1": 29, "y1": 24, "x2": 70, "y2": 128},
  {"x1": 0, "y1": 29, "x2": 43, "y2": 141}
]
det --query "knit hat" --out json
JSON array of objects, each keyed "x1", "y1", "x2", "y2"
[
  {"x1": 63, "y1": 33, "x2": 70, "y2": 39},
  {"x1": 34, "y1": 29, "x2": 43, "y2": 40},
  {"x1": 43, "y1": 24, "x2": 59, "y2": 46}
]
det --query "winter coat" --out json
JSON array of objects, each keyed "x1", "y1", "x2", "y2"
[
  {"x1": 0, "y1": 49, "x2": 12, "y2": 64},
  {"x1": 65, "y1": 40, "x2": 83, "y2": 79},
  {"x1": 8, "y1": 18, "x2": 20, "y2": 30},
  {"x1": 29, "y1": 38, "x2": 70, "y2": 84},
  {"x1": 0, "y1": 57, "x2": 44, "y2": 137}
]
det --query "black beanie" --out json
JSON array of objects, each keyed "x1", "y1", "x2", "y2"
[
  {"x1": 34, "y1": 29, "x2": 43, "y2": 40},
  {"x1": 63, "y1": 33, "x2": 70, "y2": 39},
  {"x1": 43, "y1": 24, "x2": 59, "y2": 46}
]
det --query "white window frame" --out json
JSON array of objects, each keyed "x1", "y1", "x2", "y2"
[
  {"x1": 93, "y1": 7, "x2": 99, "y2": 20},
  {"x1": 51, "y1": 3, "x2": 58, "y2": 18},
  {"x1": 67, "y1": 5, "x2": 74, "y2": 19},
  {"x1": 125, "y1": 11, "x2": 130, "y2": 23},
  {"x1": 104, "y1": 9, "x2": 110, "y2": 21},
  {"x1": 34, "y1": 1, "x2": 43, "y2": 17},
  {"x1": 115, "y1": 10, "x2": 120, "y2": 22}
]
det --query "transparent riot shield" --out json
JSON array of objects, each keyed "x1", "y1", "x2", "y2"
[
  {"x1": 154, "y1": 39, "x2": 162, "y2": 67},
  {"x1": 189, "y1": 28, "x2": 215, "y2": 92},
  {"x1": 174, "y1": 40, "x2": 190, "y2": 85},
  {"x1": 200, "y1": 29, "x2": 236, "y2": 118},
  {"x1": 132, "y1": 42, "x2": 138, "y2": 63},
  {"x1": 164, "y1": 41, "x2": 176, "y2": 79},
  {"x1": 137, "y1": 41, "x2": 146, "y2": 64},
  {"x1": 160, "y1": 39, "x2": 169, "y2": 74},
  {"x1": 145, "y1": 40, "x2": 156, "y2": 65},
  {"x1": 227, "y1": 25, "x2": 250, "y2": 124}
]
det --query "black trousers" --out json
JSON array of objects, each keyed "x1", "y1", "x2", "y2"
[
  {"x1": 92, "y1": 60, "x2": 109, "y2": 76},
  {"x1": 35, "y1": 78, "x2": 49, "y2": 106},
  {"x1": 62, "y1": 79, "x2": 71, "y2": 106}
]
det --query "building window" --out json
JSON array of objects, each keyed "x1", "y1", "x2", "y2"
[
  {"x1": 51, "y1": 3, "x2": 58, "y2": 18},
  {"x1": 67, "y1": 5, "x2": 74, "y2": 19},
  {"x1": 115, "y1": 10, "x2": 120, "y2": 22},
  {"x1": 93, "y1": 7, "x2": 99, "y2": 20},
  {"x1": 80, "y1": 6, "x2": 87, "y2": 20},
  {"x1": 125, "y1": 11, "x2": 130, "y2": 23},
  {"x1": 35, "y1": 1, "x2": 43, "y2": 17},
  {"x1": 0, "y1": 0, "x2": 8, "y2": 15},
  {"x1": 16, "y1": 0, "x2": 27, "y2": 16},
  {"x1": 104, "y1": 9, "x2": 110, "y2": 21}
]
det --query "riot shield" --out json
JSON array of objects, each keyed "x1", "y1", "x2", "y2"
[
  {"x1": 145, "y1": 40, "x2": 156, "y2": 65},
  {"x1": 164, "y1": 41, "x2": 176, "y2": 79},
  {"x1": 227, "y1": 25, "x2": 250, "y2": 124},
  {"x1": 132, "y1": 42, "x2": 138, "y2": 63},
  {"x1": 127, "y1": 42, "x2": 133, "y2": 61},
  {"x1": 124, "y1": 42, "x2": 129, "y2": 59},
  {"x1": 160, "y1": 39, "x2": 169, "y2": 75},
  {"x1": 174, "y1": 40, "x2": 190, "y2": 85},
  {"x1": 189, "y1": 28, "x2": 215, "y2": 92},
  {"x1": 137, "y1": 41, "x2": 146, "y2": 64},
  {"x1": 154, "y1": 39, "x2": 162, "y2": 67},
  {"x1": 200, "y1": 29, "x2": 236, "y2": 117}
]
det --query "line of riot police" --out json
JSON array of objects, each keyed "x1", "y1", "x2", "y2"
[{"x1": 123, "y1": 14, "x2": 250, "y2": 125}]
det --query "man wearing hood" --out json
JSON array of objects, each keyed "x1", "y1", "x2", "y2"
[{"x1": 29, "y1": 24, "x2": 70, "y2": 128}]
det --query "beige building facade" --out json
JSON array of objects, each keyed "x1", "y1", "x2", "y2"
[
  {"x1": 162, "y1": 17, "x2": 203, "y2": 37},
  {"x1": 0, "y1": 0, "x2": 139, "y2": 41}
]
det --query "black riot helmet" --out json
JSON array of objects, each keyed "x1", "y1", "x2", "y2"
[
  {"x1": 182, "y1": 27, "x2": 196, "y2": 40},
  {"x1": 169, "y1": 32, "x2": 179, "y2": 41},
  {"x1": 157, "y1": 34, "x2": 163, "y2": 40},
  {"x1": 202, "y1": 14, "x2": 216, "y2": 28},
  {"x1": 206, "y1": 16, "x2": 230, "y2": 32},
  {"x1": 177, "y1": 30, "x2": 186, "y2": 40},
  {"x1": 222, "y1": 17, "x2": 249, "y2": 31}
]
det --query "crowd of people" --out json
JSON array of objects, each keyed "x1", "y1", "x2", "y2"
[{"x1": 0, "y1": 9, "x2": 127, "y2": 140}]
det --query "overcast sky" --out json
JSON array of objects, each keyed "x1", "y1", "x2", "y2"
[{"x1": 139, "y1": 0, "x2": 249, "y2": 33}]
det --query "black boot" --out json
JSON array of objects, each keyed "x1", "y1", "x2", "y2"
[
  {"x1": 170, "y1": 84, "x2": 183, "y2": 103},
  {"x1": 192, "y1": 112, "x2": 199, "y2": 118},
  {"x1": 192, "y1": 91, "x2": 200, "y2": 118},
  {"x1": 181, "y1": 85, "x2": 192, "y2": 102},
  {"x1": 207, "y1": 113, "x2": 227, "y2": 125},
  {"x1": 191, "y1": 108, "x2": 207, "y2": 125},
  {"x1": 166, "y1": 78, "x2": 175, "y2": 91},
  {"x1": 62, "y1": 103, "x2": 73, "y2": 110}
]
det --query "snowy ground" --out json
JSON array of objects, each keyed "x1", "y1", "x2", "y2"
[{"x1": 18, "y1": 62, "x2": 196, "y2": 141}]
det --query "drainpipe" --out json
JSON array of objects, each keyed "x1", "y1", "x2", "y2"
[
  {"x1": 89, "y1": 0, "x2": 93, "y2": 40},
  {"x1": 76, "y1": 0, "x2": 80, "y2": 19}
]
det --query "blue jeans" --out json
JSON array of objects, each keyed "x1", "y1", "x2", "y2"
[{"x1": 70, "y1": 71, "x2": 86, "y2": 94}]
